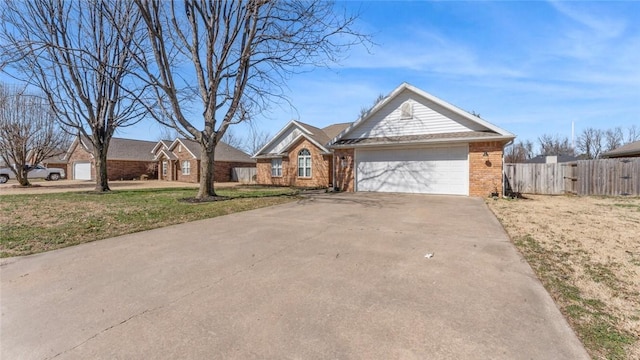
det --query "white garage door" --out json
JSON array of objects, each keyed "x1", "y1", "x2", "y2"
[
  {"x1": 74, "y1": 162, "x2": 91, "y2": 180},
  {"x1": 356, "y1": 145, "x2": 469, "y2": 195}
]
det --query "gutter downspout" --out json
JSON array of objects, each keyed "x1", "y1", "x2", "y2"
[
  {"x1": 502, "y1": 139, "x2": 514, "y2": 197},
  {"x1": 332, "y1": 152, "x2": 336, "y2": 191}
]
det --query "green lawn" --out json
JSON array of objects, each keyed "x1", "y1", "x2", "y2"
[{"x1": 0, "y1": 186, "x2": 299, "y2": 257}]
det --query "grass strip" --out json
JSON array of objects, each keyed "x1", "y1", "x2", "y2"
[{"x1": 0, "y1": 186, "x2": 298, "y2": 257}]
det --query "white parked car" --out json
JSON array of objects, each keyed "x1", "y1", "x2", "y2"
[{"x1": 0, "y1": 165, "x2": 66, "y2": 183}]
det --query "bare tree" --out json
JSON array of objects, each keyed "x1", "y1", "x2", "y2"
[
  {"x1": 604, "y1": 127, "x2": 624, "y2": 152},
  {"x1": 359, "y1": 93, "x2": 386, "y2": 118},
  {"x1": 0, "y1": 83, "x2": 70, "y2": 186},
  {"x1": 244, "y1": 126, "x2": 271, "y2": 156},
  {"x1": 504, "y1": 140, "x2": 534, "y2": 163},
  {"x1": 1, "y1": 0, "x2": 148, "y2": 192},
  {"x1": 626, "y1": 125, "x2": 639, "y2": 144},
  {"x1": 576, "y1": 128, "x2": 603, "y2": 159},
  {"x1": 221, "y1": 128, "x2": 245, "y2": 152},
  {"x1": 157, "y1": 126, "x2": 179, "y2": 142},
  {"x1": 538, "y1": 134, "x2": 575, "y2": 157},
  {"x1": 131, "y1": 0, "x2": 369, "y2": 199}
]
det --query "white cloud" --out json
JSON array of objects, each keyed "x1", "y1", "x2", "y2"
[
  {"x1": 342, "y1": 29, "x2": 523, "y2": 79},
  {"x1": 549, "y1": 1, "x2": 626, "y2": 39}
]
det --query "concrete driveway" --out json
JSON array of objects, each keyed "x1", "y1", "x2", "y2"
[{"x1": 1, "y1": 193, "x2": 588, "y2": 359}]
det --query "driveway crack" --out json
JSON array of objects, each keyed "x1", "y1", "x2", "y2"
[{"x1": 47, "y1": 228, "x2": 329, "y2": 359}]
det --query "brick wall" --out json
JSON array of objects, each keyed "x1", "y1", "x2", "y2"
[
  {"x1": 107, "y1": 160, "x2": 156, "y2": 181},
  {"x1": 67, "y1": 143, "x2": 95, "y2": 180},
  {"x1": 214, "y1": 161, "x2": 254, "y2": 182},
  {"x1": 469, "y1": 141, "x2": 505, "y2": 197},
  {"x1": 175, "y1": 150, "x2": 199, "y2": 183},
  {"x1": 158, "y1": 158, "x2": 170, "y2": 181},
  {"x1": 333, "y1": 148, "x2": 355, "y2": 192},
  {"x1": 255, "y1": 139, "x2": 332, "y2": 188}
]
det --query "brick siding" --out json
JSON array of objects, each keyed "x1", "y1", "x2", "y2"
[
  {"x1": 174, "y1": 149, "x2": 199, "y2": 183},
  {"x1": 333, "y1": 148, "x2": 355, "y2": 192},
  {"x1": 67, "y1": 143, "x2": 95, "y2": 180},
  {"x1": 256, "y1": 138, "x2": 332, "y2": 188},
  {"x1": 469, "y1": 141, "x2": 505, "y2": 197},
  {"x1": 107, "y1": 160, "x2": 156, "y2": 181}
]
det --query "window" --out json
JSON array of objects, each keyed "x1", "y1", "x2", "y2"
[
  {"x1": 162, "y1": 161, "x2": 168, "y2": 177},
  {"x1": 182, "y1": 160, "x2": 191, "y2": 175},
  {"x1": 271, "y1": 158, "x2": 282, "y2": 177},
  {"x1": 400, "y1": 102, "x2": 413, "y2": 119},
  {"x1": 297, "y1": 149, "x2": 311, "y2": 177}
]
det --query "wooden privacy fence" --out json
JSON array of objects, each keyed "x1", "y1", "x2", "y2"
[
  {"x1": 232, "y1": 167, "x2": 257, "y2": 183},
  {"x1": 504, "y1": 158, "x2": 640, "y2": 196}
]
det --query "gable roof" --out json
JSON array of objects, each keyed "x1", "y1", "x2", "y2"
[
  {"x1": 166, "y1": 138, "x2": 254, "y2": 163},
  {"x1": 151, "y1": 140, "x2": 172, "y2": 154},
  {"x1": 601, "y1": 140, "x2": 640, "y2": 158},
  {"x1": 66, "y1": 136, "x2": 157, "y2": 161},
  {"x1": 321, "y1": 122, "x2": 351, "y2": 140},
  {"x1": 253, "y1": 120, "x2": 349, "y2": 158},
  {"x1": 331, "y1": 82, "x2": 515, "y2": 148}
]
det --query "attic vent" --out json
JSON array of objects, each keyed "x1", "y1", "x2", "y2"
[
  {"x1": 178, "y1": 144, "x2": 182, "y2": 152},
  {"x1": 400, "y1": 102, "x2": 413, "y2": 119}
]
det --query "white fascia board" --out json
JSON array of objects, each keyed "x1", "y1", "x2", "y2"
[
  {"x1": 286, "y1": 133, "x2": 330, "y2": 153},
  {"x1": 168, "y1": 138, "x2": 197, "y2": 159},
  {"x1": 331, "y1": 135, "x2": 515, "y2": 149},
  {"x1": 151, "y1": 141, "x2": 168, "y2": 154},
  {"x1": 253, "y1": 120, "x2": 310, "y2": 157}
]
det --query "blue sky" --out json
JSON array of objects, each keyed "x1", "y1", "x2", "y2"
[
  {"x1": 6, "y1": 1, "x2": 640, "y2": 151},
  {"x1": 190, "y1": 0, "x2": 636, "y2": 151}
]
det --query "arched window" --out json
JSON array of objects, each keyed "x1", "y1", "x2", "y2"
[{"x1": 298, "y1": 149, "x2": 311, "y2": 177}]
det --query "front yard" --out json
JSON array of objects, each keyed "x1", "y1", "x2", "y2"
[
  {"x1": 487, "y1": 195, "x2": 640, "y2": 360},
  {"x1": 0, "y1": 186, "x2": 298, "y2": 257}
]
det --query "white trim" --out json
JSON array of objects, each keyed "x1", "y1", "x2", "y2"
[
  {"x1": 168, "y1": 139, "x2": 197, "y2": 158},
  {"x1": 297, "y1": 148, "x2": 312, "y2": 178},
  {"x1": 254, "y1": 120, "x2": 304, "y2": 157},
  {"x1": 253, "y1": 120, "x2": 330, "y2": 158},
  {"x1": 330, "y1": 135, "x2": 514, "y2": 149},
  {"x1": 181, "y1": 160, "x2": 191, "y2": 175},
  {"x1": 151, "y1": 140, "x2": 169, "y2": 154},
  {"x1": 271, "y1": 158, "x2": 282, "y2": 177},
  {"x1": 153, "y1": 149, "x2": 176, "y2": 161}
]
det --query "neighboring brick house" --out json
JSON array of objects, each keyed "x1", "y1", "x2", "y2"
[
  {"x1": 153, "y1": 138, "x2": 255, "y2": 183},
  {"x1": 253, "y1": 121, "x2": 350, "y2": 188},
  {"x1": 255, "y1": 83, "x2": 516, "y2": 197},
  {"x1": 65, "y1": 136, "x2": 157, "y2": 181}
]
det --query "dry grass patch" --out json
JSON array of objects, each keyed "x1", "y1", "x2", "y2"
[
  {"x1": 0, "y1": 186, "x2": 298, "y2": 257},
  {"x1": 487, "y1": 195, "x2": 640, "y2": 360}
]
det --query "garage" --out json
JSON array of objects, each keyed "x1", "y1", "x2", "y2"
[
  {"x1": 355, "y1": 144, "x2": 469, "y2": 195},
  {"x1": 73, "y1": 162, "x2": 91, "y2": 180}
]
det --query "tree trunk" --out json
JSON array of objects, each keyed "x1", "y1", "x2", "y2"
[
  {"x1": 16, "y1": 166, "x2": 30, "y2": 186},
  {"x1": 197, "y1": 142, "x2": 216, "y2": 199},
  {"x1": 93, "y1": 146, "x2": 110, "y2": 192}
]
